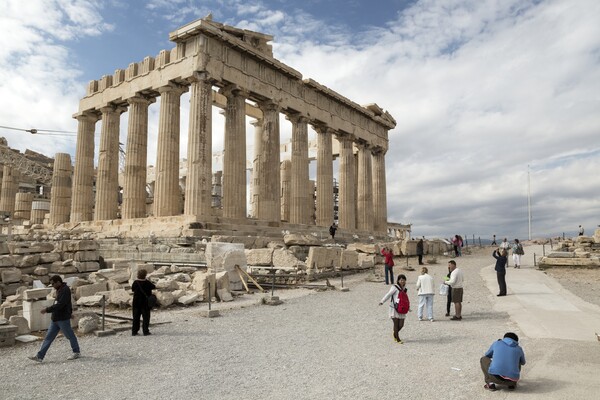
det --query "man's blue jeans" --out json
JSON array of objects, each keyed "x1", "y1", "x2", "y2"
[
  {"x1": 37, "y1": 319, "x2": 80, "y2": 359},
  {"x1": 384, "y1": 264, "x2": 394, "y2": 285}
]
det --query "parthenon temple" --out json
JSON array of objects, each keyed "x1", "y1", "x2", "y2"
[{"x1": 3, "y1": 17, "x2": 400, "y2": 240}]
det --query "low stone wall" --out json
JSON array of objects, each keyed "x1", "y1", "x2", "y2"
[
  {"x1": 0, "y1": 240, "x2": 100, "y2": 298},
  {"x1": 538, "y1": 230, "x2": 600, "y2": 269}
]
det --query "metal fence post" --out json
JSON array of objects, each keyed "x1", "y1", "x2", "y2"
[
  {"x1": 208, "y1": 282, "x2": 212, "y2": 311},
  {"x1": 101, "y1": 295, "x2": 106, "y2": 331}
]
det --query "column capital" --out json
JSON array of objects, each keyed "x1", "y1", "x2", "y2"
[
  {"x1": 74, "y1": 111, "x2": 99, "y2": 123},
  {"x1": 158, "y1": 82, "x2": 188, "y2": 95},
  {"x1": 126, "y1": 94, "x2": 156, "y2": 106},
  {"x1": 187, "y1": 71, "x2": 214, "y2": 84},
  {"x1": 219, "y1": 84, "x2": 248, "y2": 99},
  {"x1": 371, "y1": 145, "x2": 387, "y2": 156},
  {"x1": 99, "y1": 104, "x2": 127, "y2": 115},
  {"x1": 285, "y1": 112, "x2": 308, "y2": 124},
  {"x1": 256, "y1": 99, "x2": 280, "y2": 112},
  {"x1": 312, "y1": 123, "x2": 334, "y2": 135},
  {"x1": 355, "y1": 139, "x2": 370, "y2": 149},
  {"x1": 335, "y1": 131, "x2": 355, "y2": 142}
]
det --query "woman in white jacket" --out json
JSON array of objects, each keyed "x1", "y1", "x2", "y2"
[{"x1": 416, "y1": 266, "x2": 435, "y2": 321}]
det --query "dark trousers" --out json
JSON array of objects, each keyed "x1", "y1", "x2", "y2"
[
  {"x1": 497, "y1": 272, "x2": 507, "y2": 295},
  {"x1": 392, "y1": 318, "x2": 405, "y2": 340},
  {"x1": 418, "y1": 254, "x2": 423, "y2": 265},
  {"x1": 384, "y1": 264, "x2": 394, "y2": 285},
  {"x1": 132, "y1": 305, "x2": 151, "y2": 334},
  {"x1": 446, "y1": 288, "x2": 453, "y2": 314},
  {"x1": 480, "y1": 356, "x2": 517, "y2": 386}
]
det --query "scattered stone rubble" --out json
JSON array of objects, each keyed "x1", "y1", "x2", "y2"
[
  {"x1": 538, "y1": 229, "x2": 600, "y2": 269},
  {"x1": 0, "y1": 232, "x2": 454, "y2": 348}
]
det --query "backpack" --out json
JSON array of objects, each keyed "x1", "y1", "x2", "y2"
[
  {"x1": 394, "y1": 285, "x2": 410, "y2": 314},
  {"x1": 517, "y1": 244, "x2": 525, "y2": 255}
]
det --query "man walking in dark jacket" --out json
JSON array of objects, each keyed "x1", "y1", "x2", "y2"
[
  {"x1": 29, "y1": 275, "x2": 80, "y2": 362},
  {"x1": 416, "y1": 238, "x2": 425, "y2": 265}
]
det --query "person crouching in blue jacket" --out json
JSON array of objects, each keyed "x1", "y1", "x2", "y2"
[{"x1": 481, "y1": 332, "x2": 526, "y2": 391}]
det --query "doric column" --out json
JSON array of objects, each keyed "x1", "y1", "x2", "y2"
[
  {"x1": 154, "y1": 83, "x2": 187, "y2": 217},
  {"x1": 95, "y1": 105, "x2": 122, "y2": 221},
  {"x1": 280, "y1": 160, "x2": 291, "y2": 221},
  {"x1": 70, "y1": 112, "x2": 97, "y2": 222},
  {"x1": 337, "y1": 133, "x2": 356, "y2": 230},
  {"x1": 122, "y1": 95, "x2": 153, "y2": 219},
  {"x1": 14, "y1": 192, "x2": 34, "y2": 220},
  {"x1": 250, "y1": 119, "x2": 263, "y2": 218},
  {"x1": 372, "y1": 148, "x2": 388, "y2": 233},
  {"x1": 288, "y1": 114, "x2": 310, "y2": 225},
  {"x1": 185, "y1": 73, "x2": 213, "y2": 217},
  {"x1": 315, "y1": 125, "x2": 333, "y2": 227},
  {"x1": 220, "y1": 86, "x2": 247, "y2": 219},
  {"x1": 0, "y1": 165, "x2": 19, "y2": 215},
  {"x1": 49, "y1": 153, "x2": 72, "y2": 224},
  {"x1": 356, "y1": 141, "x2": 373, "y2": 231},
  {"x1": 256, "y1": 101, "x2": 281, "y2": 222}
]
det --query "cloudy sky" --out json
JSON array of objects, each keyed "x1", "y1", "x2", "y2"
[{"x1": 1, "y1": 0, "x2": 599, "y2": 240}]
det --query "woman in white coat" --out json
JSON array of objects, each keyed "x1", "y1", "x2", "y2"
[{"x1": 416, "y1": 266, "x2": 435, "y2": 321}]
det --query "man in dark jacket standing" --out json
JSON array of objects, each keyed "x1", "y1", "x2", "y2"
[
  {"x1": 416, "y1": 238, "x2": 425, "y2": 265},
  {"x1": 29, "y1": 275, "x2": 80, "y2": 362}
]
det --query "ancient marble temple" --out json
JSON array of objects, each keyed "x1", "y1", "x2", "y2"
[{"x1": 69, "y1": 17, "x2": 396, "y2": 233}]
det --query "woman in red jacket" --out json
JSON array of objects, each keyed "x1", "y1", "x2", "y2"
[{"x1": 381, "y1": 247, "x2": 395, "y2": 285}]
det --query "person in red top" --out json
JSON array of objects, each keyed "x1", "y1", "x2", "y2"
[{"x1": 381, "y1": 247, "x2": 395, "y2": 285}]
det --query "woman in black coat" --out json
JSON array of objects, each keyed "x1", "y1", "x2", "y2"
[
  {"x1": 493, "y1": 249, "x2": 508, "y2": 296},
  {"x1": 132, "y1": 269, "x2": 156, "y2": 336}
]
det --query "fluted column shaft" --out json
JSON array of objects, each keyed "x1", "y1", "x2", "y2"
[
  {"x1": 221, "y1": 87, "x2": 247, "y2": 219},
  {"x1": 289, "y1": 115, "x2": 310, "y2": 224},
  {"x1": 95, "y1": 106, "x2": 121, "y2": 221},
  {"x1": 70, "y1": 113, "x2": 97, "y2": 222},
  {"x1": 357, "y1": 142, "x2": 373, "y2": 231},
  {"x1": 372, "y1": 149, "x2": 388, "y2": 233},
  {"x1": 280, "y1": 160, "x2": 291, "y2": 221},
  {"x1": 338, "y1": 134, "x2": 356, "y2": 230},
  {"x1": 185, "y1": 74, "x2": 213, "y2": 217},
  {"x1": 154, "y1": 84, "x2": 186, "y2": 217},
  {"x1": 122, "y1": 96, "x2": 152, "y2": 219},
  {"x1": 315, "y1": 126, "x2": 333, "y2": 227},
  {"x1": 256, "y1": 102, "x2": 281, "y2": 222},
  {"x1": 14, "y1": 192, "x2": 34, "y2": 220},
  {"x1": 250, "y1": 119, "x2": 263, "y2": 218},
  {"x1": 49, "y1": 153, "x2": 72, "y2": 224},
  {"x1": 0, "y1": 165, "x2": 19, "y2": 214}
]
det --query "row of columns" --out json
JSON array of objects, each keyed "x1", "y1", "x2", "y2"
[{"x1": 70, "y1": 75, "x2": 387, "y2": 232}]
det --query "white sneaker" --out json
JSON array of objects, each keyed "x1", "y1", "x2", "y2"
[
  {"x1": 418, "y1": 317, "x2": 423, "y2": 321},
  {"x1": 67, "y1": 353, "x2": 80, "y2": 360},
  {"x1": 430, "y1": 318, "x2": 434, "y2": 322}
]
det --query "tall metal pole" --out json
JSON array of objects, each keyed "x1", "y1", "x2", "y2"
[{"x1": 527, "y1": 165, "x2": 532, "y2": 240}]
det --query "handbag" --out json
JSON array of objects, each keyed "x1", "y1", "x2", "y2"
[{"x1": 439, "y1": 283, "x2": 449, "y2": 296}]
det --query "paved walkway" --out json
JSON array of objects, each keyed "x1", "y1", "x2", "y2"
[{"x1": 481, "y1": 244, "x2": 600, "y2": 342}]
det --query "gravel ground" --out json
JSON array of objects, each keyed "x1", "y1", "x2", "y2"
[
  {"x1": 1, "y1": 246, "x2": 598, "y2": 400},
  {"x1": 544, "y1": 267, "x2": 600, "y2": 307}
]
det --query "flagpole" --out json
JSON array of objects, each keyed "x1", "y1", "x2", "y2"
[{"x1": 527, "y1": 165, "x2": 532, "y2": 240}]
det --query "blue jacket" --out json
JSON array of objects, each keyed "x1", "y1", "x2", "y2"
[
  {"x1": 493, "y1": 251, "x2": 507, "y2": 273},
  {"x1": 485, "y1": 337, "x2": 526, "y2": 380}
]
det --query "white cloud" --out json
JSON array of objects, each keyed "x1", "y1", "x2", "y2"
[{"x1": 0, "y1": 0, "x2": 112, "y2": 156}]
